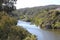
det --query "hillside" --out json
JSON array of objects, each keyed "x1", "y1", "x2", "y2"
[
  {"x1": 31, "y1": 10, "x2": 60, "y2": 29},
  {"x1": 13, "y1": 5, "x2": 60, "y2": 29},
  {"x1": 13, "y1": 5, "x2": 60, "y2": 20},
  {"x1": 0, "y1": 11, "x2": 36, "y2": 40}
]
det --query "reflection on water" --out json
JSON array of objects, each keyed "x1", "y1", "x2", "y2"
[{"x1": 17, "y1": 20, "x2": 60, "y2": 40}]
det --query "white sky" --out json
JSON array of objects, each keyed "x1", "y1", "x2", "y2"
[{"x1": 15, "y1": 0, "x2": 60, "y2": 9}]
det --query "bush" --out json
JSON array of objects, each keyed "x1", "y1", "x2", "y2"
[{"x1": 0, "y1": 12, "x2": 36, "y2": 40}]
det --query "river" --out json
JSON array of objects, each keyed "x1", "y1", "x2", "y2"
[{"x1": 17, "y1": 20, "x2": 60, "y2": 40}]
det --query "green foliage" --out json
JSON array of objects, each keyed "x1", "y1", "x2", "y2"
[
  {"x1": 32, "y1": 10, "x2": 60, "y2": 29},
  {"x1": 0, "y1": 0, "x2": 17, "y2": 12},
  {"x1": 24, "y1": 35, "x2": 36, "y2": 40},
  {"x1": 0, "y1": 12, "x2": 36, "y2": 40},
  {"x1": 55, "y1": 22, "x2": 60, "y2": 27}
]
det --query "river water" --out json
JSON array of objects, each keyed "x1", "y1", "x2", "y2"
[{"x1": 17, "y1": 20, "x2": 60, "y2": 40}]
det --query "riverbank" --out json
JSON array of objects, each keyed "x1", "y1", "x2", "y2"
[
  {"x1": 17, "y1": 20, "x2": 60, "y2": 40},
  {"x1": 20, "y1": 10, "x2": 60, "y2": 29},
  {"x1": 13, "y1": 5, "x2": 60, "y2": 29},
  {"x1": 0, "y1": 12, "x2": 36, "y2": 40}
]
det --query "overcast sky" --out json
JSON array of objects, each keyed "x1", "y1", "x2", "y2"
[{"x1": 15, "y1": 0, "x2": 60, "y2": 9}]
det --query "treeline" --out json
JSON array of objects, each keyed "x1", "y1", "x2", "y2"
[{"x1": 13, "y1": 5, "x2": 60, "y2": 20}]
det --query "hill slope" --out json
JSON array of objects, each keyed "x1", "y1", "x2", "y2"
[
  {"x1": 13, "y1": 5, "x2": 60, "y2": 29},
  {"x1": 0, "y1": 11, "x2": 36, "y2": 40},
  {"x1": 32, "y1": 10, "x2": 60, "y2": 29},
  {"x1": 13, "y1": 5, "x2": 60, "y2": 20}
]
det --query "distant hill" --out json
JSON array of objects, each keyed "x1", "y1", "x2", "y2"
[{"x1": 13, "y1": 5, "x2": 60, "y2": 19}]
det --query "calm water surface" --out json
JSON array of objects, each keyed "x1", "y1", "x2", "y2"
[{"x1": 17, "y1": 20, "x2": 60, "y2": 40}]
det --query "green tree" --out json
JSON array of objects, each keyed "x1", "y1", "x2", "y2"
[{"x1": 0, "y1": 0, "x2": 17, "y2": 12}]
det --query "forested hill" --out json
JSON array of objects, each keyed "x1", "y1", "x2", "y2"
[
  {"x1": 13, "y1": 5, "x2": 60, "y2": 29},
  {"x1": 13, "y1": 5, "x2": 60, "y2": 19},
  {"x1": 18, "y1": 5, "x2": 60, "y2": 11}
]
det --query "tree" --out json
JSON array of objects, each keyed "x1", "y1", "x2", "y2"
[{"x1": 0, "y1": 0, "x2": 17, "y2": 12}]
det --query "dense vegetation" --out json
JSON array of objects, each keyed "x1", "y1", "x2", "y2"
[
  {"x1": 0, "y1": 11, "x2": 36, "y2": 40},
  {"x1": 14, "y1": 5, "x2": 60, "y2": 29},
  {"x1": 0, "y1": 0, "x2": 36, "y2": 40},
  {"x1": 31, "y1": 10, "x2": 60, "y2": 29},
  {"x1": 0, "y1": 0, "x2": 16, "y2": 12},
  {"x1": 13, "y1": 5, "x2": 60, "y2": 20}
]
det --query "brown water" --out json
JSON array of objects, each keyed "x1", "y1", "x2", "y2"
[
  {"x1": 40, "y1": 29, "x2": 60, "y2": 40},
  {"x1": 17, "y1": 20, "x2": 60, "y2": 40}
]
